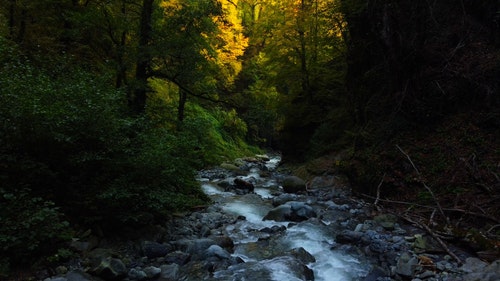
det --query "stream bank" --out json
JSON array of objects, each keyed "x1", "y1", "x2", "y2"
[{"x1": 44, "y1": 154, "x2": 499, "y2": 281}]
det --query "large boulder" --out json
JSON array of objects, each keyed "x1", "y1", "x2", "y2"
[
  {"x1": 282, "y1": 176, "x2": 307, "y2": 194},
  {"x1": 262, "y1": 204, "x2": 292, "y2": 222},
  {"x1": 263, "y1": 202, "x2": 316, "y2": 222},
  {"x1": 213, "y1": 256, "x2": 314, "y2": 281},
  {"x1": 141, "y1": 241, "x2": 172, "y2": 258},
  {"x1": 233, "y1": 178, "x2": 255, "y2": 192},
  {"x1": 89, "y1": 257, "x2": 127, "y2": 281},
  {"x1": 461, "y1": 258, "x2": 500, "y2": 281}
]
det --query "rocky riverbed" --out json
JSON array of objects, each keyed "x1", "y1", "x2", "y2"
[{"x1": 44, "y1": 155, "x2": 499, "y2": 281}]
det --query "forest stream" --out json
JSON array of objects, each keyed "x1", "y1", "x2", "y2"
[
  {"x1": 44, "y1": 154, "x2": 499, "y2": 281},
  {"x1": 196, "y1": 155, "x2": 370, "y2": 280}
]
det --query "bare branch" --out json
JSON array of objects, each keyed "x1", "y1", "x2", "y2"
[
  {"x1": 396, "y1": 145, "x2": 448, "y2": 224},
  {"x1": 401, "y1": 215, "x2": 463, "y2": 264},
  {"x1": 374, "y1": 173, "x2": 385, "y2": 208}
]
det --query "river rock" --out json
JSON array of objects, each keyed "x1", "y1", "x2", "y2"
[
  {"x1": 63, "y1": 270, "x2": 97, "y2": 281},
  {"x1": 263, "y1": 204, "x2": 291, "y2": 221},
  {"x1": 373, "y1": 214, "x2": 398, "y2": 231},
  {"x1": 204, "y1": 245, "x2": 231, "y2": 260},
  {"x1": 255, "y1": 154, "x2": 271, "y2": 161},
  {"x1": 220, "y1": 163, "x2": 240, "y2": 171},
  {"x1": 214, "y1": 256, "x2": 313, "y2": 281},
  {"x1": 128, "y1": 268, "x2": 147, "y2": 280},
  {"x1": 336, "y1": 230, "x2": 363, "y2": 244},
  {"x1": 289, "y1": 247, "x2": 316, "y2": 264},
  {"x1": 208, "y1": 235, "x2": 234, "y2": 250},
  {"x1": 263, "y1": 201, "x2": 316, "y2": 222},
  {"x1": 282, "y1": 176, "x2": 307, "y2": 193},
  {"x1": 160, "y1": 264, "x2": 180, "y2": 281},
  {"x1": 89, "y1": 257, "x2": 127, "y2": 281},
  {"x1": 460, "y1": 257, "x2": 488, "y2": 273},
  {"x1": 164, "y1": 251, "x2": 191, "y2": 265},
  {"x1": 141, "y1": 241, "x2": 172, "y2": 258},
  {"x1": 395, "y1": 252, "x2": 421, "y2": 277},
  {"x1": 175, "y1": 238, "x2": 230, "y2": 260},
  {"x1": 143, "y1": 266, "x2": 161, "y2": 279},
  {"x1": 272, "y1": 193, "x2": 298, "y2": 206},
  {"x1": 233, "y1": 178, "x2": 255, "y2": 192},
  {"x1": 289, "y1": 202, "x2": 317, "y2": 221},
  {"x1": 460, "y1": 258, "x2": 500, "y2": 281}
]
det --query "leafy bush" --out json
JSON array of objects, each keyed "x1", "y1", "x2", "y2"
[
  {"x1": 96, "y1": 122, "x2": 210, "y2": 225},
  {"x1": 0, "y1": 188, "x2": 70, "y2": 276},
  {"x1": 182, "y1": 104, "x2": 259, "y2": 165},
  {"x1": 0, "y1": 36, "x2": 212, "y2": 269}
]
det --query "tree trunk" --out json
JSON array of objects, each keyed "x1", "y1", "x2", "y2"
[
  {"x1": 297, "y1": 0, "x2": 310, "y2": 100},
  {"x1": 8, "y1": 0, "x2": 15, "y2": 39},
  {"x1": 17, "y1": 8, "x2": 27, "y2": 42},
  {"x1": 116, "y1": 1, "x2": 128, "y2": 88},
  {"x1": 131, "y1": 0, "x2": 154, "y2": 114},
  {"x1": 177, "y1": 89, "x2": 188, "y2": 124}
]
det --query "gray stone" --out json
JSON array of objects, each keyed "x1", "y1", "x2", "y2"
[
  {"x1": 263, "y1": 204, "x2": 292, "y2": 221},
  {"x1": 263, "y1": 202, "x2": 316, "y2": 222},
  {"x1": 272, "y1": 193, "x2": 298, "y2": 206},
  {"x1": 204, "y1": 245, "x2": 231, "y2": 260},
  {"x1": 462, "y1": 259, "x2": 500, "y2": 281},
  {"x1": 336, "y1": 230, "x2": 363, "y2": 244},
  {"x1": 44, "y1": 278, "x2": 67, "y2": 281},
  {"x1": 143, "y1": 266, "x2": 161, "y2": 279},
  {"x1": 374, "y1": 214, "x2": 398, "y2": 231},
  {"x1": 460, "y1": 257, "x2": 488, "y2": 273},
  {"x1": 175, "y1": 238, "x2": 217, "y2": 256},
  {"x1": 233, "y1": 178, "x2": 255, "y2": 192},
  {"x1": 282, "y1": 176, "x2": 307, "y2": 194},
  {"x1": 141, "y1": 241, "x2": 172, "y2": 258},
  {"x1": 70, "y1": 240, "x2": 91, "y2": 253},
  {"x1": 65, "y1": 270, "x2": 96, "y2": 281},
  {"x1": 289, "y1": 247, "x2": 316, "y2": 264},
  {"x1": 417, "y1": 270, "x2": 436, "y2": 279},
  {"x1": 128, "y1": 268, "x2": 147, "y2": 280},
  {"x1": 90, "y1": 257, "x2": 127, "y2": 281},
  {"x1": 164, "y1": 251, "x2": 191, "y2": 265},
  {"x1": 255, "y1": 154, "x2": 271, "y2": 161},
  {"x1": 395, "y1": 252, "x2": 420, "y2": 277},
  {"x1": 214, "y1": 256, "x2": 313, "y2": 281},
  {"x1": 55, "y1": 266, "x2": 68, "y2": 275},
  {"x1": 160, "y1": 264, "x2": 180, "y2": 281},
  {"x1": 289, "y1": 202, "x2": 317, "y2": 220},
  {"x1": 220, "y1": 163, "x2": 241, "y2": 172}
]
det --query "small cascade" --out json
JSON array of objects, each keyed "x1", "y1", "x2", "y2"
[{"x1": 197, "y1": 155, "x2": 370, "y2": 281}]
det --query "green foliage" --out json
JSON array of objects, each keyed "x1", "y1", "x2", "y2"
[
  {"x1": 181, "y1": 104, "x2": 259, "y2": 165},
  {"x1": 239, "y1": 79, "x2": 283, "y2": 145},
  {"x1": 308, "y1": 107, "x2": 353, "y2": 157},
  {"x1": 96, "y1": 121, "x2": 210, "y2": 224},
  {"x1": 0, "y1": 188, "x2": 71, "y2": 274},
  {"x1": 149, "y1": 78, "x2": 260, "y2": 165},
  {"x1": 0, "y1": 37, "x2": 217, "y2": 270}
]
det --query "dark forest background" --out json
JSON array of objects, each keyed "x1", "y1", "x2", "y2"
[{"x1": 1, "y1": 0, "x2": 499, "y2": 276}]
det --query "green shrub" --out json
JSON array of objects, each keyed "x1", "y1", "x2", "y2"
[
  {"x1": 0, "y1": 36, "x2": 210, "y2": 233},
  {"x1": 182, "y1": 104, "x2": 259, "y2": 164},
  {"x1": 0, "y1": 188, "x2": 71, "y2": 275}
]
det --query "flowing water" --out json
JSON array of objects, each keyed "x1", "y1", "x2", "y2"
[{"x1": 198, "y1": 156, "x2": 370, "y2": 281}]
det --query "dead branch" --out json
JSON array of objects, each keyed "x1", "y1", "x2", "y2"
[
  {"x1": 360, "y1": 194, "x2": 500, "y2": 224},
  {"x1": 374, "y1": 173, "x2": 385, "y2": 209},
  {"x1": 401, "y1": 215, "x2": 463, "y2": 265},
  {"x1": 487, "y1": 224, "x2": 500, "y2": 234},
  {"x1": 396, "y1": 145, "x2": 449, "y2": 224}
]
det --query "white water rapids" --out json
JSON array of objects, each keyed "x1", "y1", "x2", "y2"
[{"x1": 199, "y1": 156, "x2": 370, "y2": 281}]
